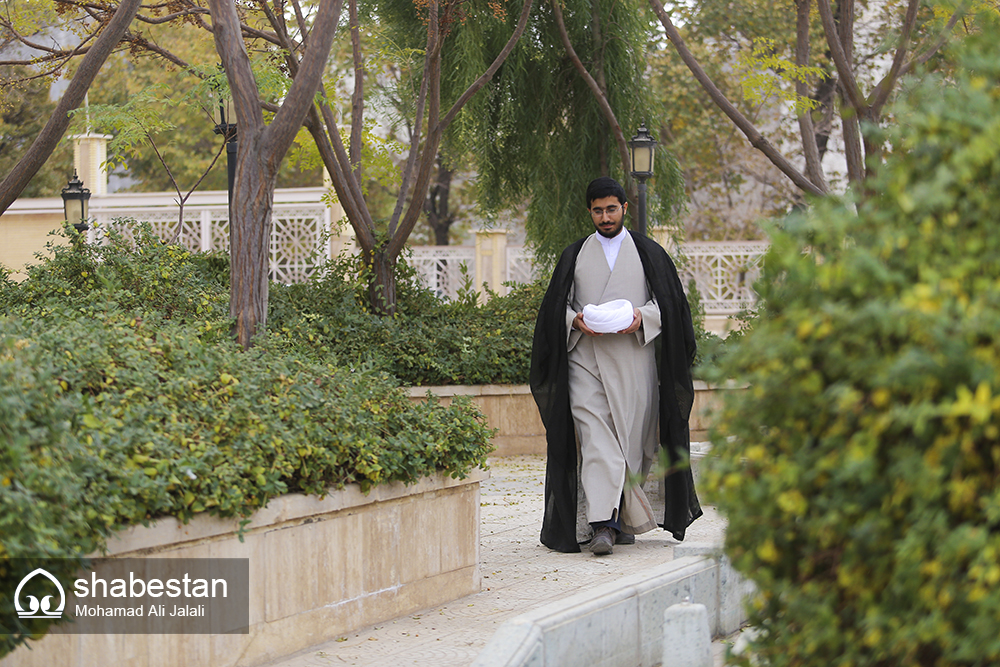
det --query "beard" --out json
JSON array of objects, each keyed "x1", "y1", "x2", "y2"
[{"x1": 596, "y1": 219, "x2": 624, "y2": 238}]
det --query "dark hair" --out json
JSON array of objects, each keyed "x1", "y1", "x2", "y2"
[{"x1": 586, "y1": 177, "x2": 627, "y2": 207}]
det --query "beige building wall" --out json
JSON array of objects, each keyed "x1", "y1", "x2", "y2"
[{"x1": 0, "y1": 203, "x2": 67, "y2": 280}]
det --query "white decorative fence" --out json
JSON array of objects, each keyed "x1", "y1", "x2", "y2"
[
  {"x1": 407, "y1": 244, "x2": 541, "y2": 299},
  {"x1": 410, "y1": 241, "x2": 766, "y2": 315},
  {"x1": 676, "y1": 241, "x2": 769, "y2": 315},
  {"x1": 75, "y1": 189, "x2": 768, "y2": 315},
  {"x1": 505, "y1": 246, "x2": 539, "y2": 286},
  {"x1": 409, "y1": 246, "x2": 476, "y2": 298},
  {"x1": 89, "y1": 188, "x2": 333, "y2": 285}
]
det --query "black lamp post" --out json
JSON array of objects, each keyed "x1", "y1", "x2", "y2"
[
  {"x1": 61, "y1": 172, "x2": 91, "y2": 235},
  {"x1": 212, "y1": 79, "x2": 237, "y2": 207},
  {"x1": 628, "y1": 123, "x2": 657, "y2": 237}
]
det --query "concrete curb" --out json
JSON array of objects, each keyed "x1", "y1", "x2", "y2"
[{"x1": 470, "y1": 549, "x2": 752, "y2": 667}]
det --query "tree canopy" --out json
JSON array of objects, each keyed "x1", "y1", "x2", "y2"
[
  {"x1": 464, "y1": 0, "x2": 686, "y2": 266},
  {"x1": 2, "y1": 0, "x2": 986, "y2": 344},
  {"x1": 649, "y1": 0, "x2": 974, "y2": 201}
]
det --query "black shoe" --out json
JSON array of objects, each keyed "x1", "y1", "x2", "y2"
[
  {"x1": 616, "y1": 532, "x2": 635, "y2": 545},
  {"x1": 589, "y1": 526, "x2": 615, "y2": 555}
]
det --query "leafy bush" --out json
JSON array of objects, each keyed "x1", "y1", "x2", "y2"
[
  {"x1": 0, "y1": 224, "x2": 494, "y2": 655},
  {"x1": 1, "y1": 222, "x2": 229, "y2": 327},
  {"x1": 685, "y1": 278, "x2": 729, "y2": 373},
  {"x1": 267, "y1": 253, "x2": 544, "y2": 386},
  {"x1": 702, "y1": 26, "x2": 1000, "y2": 667}
]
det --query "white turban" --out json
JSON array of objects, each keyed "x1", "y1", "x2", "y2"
[{"x1": 582, "y1": 299, "x2": 635, "y2": 333}]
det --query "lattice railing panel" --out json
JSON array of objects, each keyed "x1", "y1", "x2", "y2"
[
  {"x1": 409, "y1": 246, "x2": 475, "y2": 299},
  {"x1": 676, "y1": 241, "x2": 769, "y2": 314},
  {"x1": 270, "y1": 207, "x2": 326, "y2": 285},
  {"x1": 210, "y1": 215, "x2": 230, "y2": 254},
  {"x1": 93, "y1": 203, "x2": 328, "y2": 284},
  {"x1": 96, "y1": 210, "x2": 203, "y2": 252},
  {"x1": 506, "y1": 247, "x2": 539, "y2": 285}
]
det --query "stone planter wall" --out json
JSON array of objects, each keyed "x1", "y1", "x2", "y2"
[
  {"x1": 409, "y1": 382, "x2": 736, "y2": 456},
  {"x1": 1, "y1": 470, "x2": 487, "y2": 667}
]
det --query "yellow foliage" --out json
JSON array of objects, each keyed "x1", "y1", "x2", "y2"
[
  {"x1": 777, "y1": 489, "x2": 807, "y2": 515},
  {"x1": 757, "y1": 538, "x2": 779, "y2": 564}
]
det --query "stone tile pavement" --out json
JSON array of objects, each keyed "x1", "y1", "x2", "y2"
[{"x1": 263, "y1": 455, "x2": 737, "y2": 667}]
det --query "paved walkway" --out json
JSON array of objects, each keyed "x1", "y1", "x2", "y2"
[{"x1": 264, "y1": 455, "x2": 734, "y2": 667}]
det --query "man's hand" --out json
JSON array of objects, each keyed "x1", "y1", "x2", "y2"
[
  {"x1": 617, "y1": 308, "x2": 642, "y2": 335},
  {"x1": 573, "y1": 312, "x2": 602, "y2": 337}
]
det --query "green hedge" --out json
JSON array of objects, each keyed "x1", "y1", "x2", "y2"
[
  {"x1": 266, "y1": 253, "x2": 544, "y2": 386},
  {"x1": 702, "y1": 25, "x2": 1000, "y2": 667},
  {"x1": 0, "y1": 226, "x2": 493, "y2": 655}
]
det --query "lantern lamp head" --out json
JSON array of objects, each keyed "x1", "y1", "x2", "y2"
[
  {"x1": 628, "y1": 123, "x2": 657, "y2": 180},
  {"x1": 61, "y1": 172, "x2": 91, "y2": 233}
]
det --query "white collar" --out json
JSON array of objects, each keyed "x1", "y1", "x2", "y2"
[{"x1": 594, "y1": 228, "x2": 626, "y2": 271}]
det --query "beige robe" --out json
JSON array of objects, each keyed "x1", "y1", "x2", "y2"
[{"x1": 565, "y1": 233, "x2": 661, "y2": 534}]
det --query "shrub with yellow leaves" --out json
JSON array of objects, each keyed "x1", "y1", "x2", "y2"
[{"x1": 701, "y1": 19, "x2": 1000, "y2": 667}]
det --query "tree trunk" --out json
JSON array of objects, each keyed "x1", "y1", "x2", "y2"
[
  {"x1": 349, "y1": 0, "x2": 364, "y2": 180},
  {"x1": 228, "y1": 136, "x2": 277, "y2": 349},
  {"x1": 367, "y1": 248, "x2": 397, "y2": 316},
  {"x1": 210, "y1": 0, "x2": 341, "y2": 348},
  {"x1": 795, "y1": 0, "x2": 827, "y2": 192}
]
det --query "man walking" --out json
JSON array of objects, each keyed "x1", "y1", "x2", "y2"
[{"x1": 530, "y1": 177, "x2": 702, "y2": 554}]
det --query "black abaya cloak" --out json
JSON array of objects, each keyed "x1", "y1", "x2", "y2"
[{"x1": 529, "y1": 230, "x2": 703, "y2": 553}]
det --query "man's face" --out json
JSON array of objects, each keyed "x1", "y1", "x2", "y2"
[{"x1": 588, "y1": 196, "x2": 627, "y2": 238}]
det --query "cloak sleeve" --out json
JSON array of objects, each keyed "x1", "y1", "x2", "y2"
[
  {"x1": 636, "y1": 296, "x2": 661, "y2": 347},
  {"x1": 530, "y1": 240, "x2": 586, "y2": 553}
]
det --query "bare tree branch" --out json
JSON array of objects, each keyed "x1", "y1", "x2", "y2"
[
  {"x1": 264, "y1": 0, "x2": 342, "y2": 162},
  {"x1": 168, "y1": 137, "x2": 227, "y2": 242},
  {"x1": 0, "y1": 24, "x2": 99, "y2": 61},
  {"x1": 833, "y1": 0, "x2": 865, "y2": 183},
  {"x1": 305, "y1": 105, "x2": 376, "y2": 249},
  {"x1": 133, "y1": 8, "x2": 212, "y2": 25},
  {"x1": 869, "y1": 0, "x2": 919, "y2": 115},
  {"x1": 263, "y1": 0, "x2": 375, "y2": 245},
  {"x1": 313, "y1": 101, "x2": 378, "y2": 243},
  {"x1": 387, "y1": 1, "x2": 437, "y2": 241},
  {"x1": 648, "y1": 0, "x2": 825, "y2": 196},
  {"x1": 898, "y1": 5, "x2": 965, "y2": 80},
  {"x1": 816, "y1": 0, "x2": 866, "y2": 114},
  {"x1": 255, "y1": 0, "x2": 299, "y2": 51},
  {"x1": 795, "y1": 0, "x2": 826, "y2": 190},
  {"x1": 0, "y1": 0, "x2": 143, "y2": 215},
  {"x1": 289, "y1": 0, "x2": 311, "y2": 38},
  {"x1": 550, "y1": 0, "x2": 631, "y2": 186},
  {"x1": 387, "y1": 0, "x2": 444, "y2": 258},
  {"x1": 349, "y1": 0, "x2": 364, "y2": 181},
  {"x1": 124, "y1": 35, "x2": 194, "y2": 70}
]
